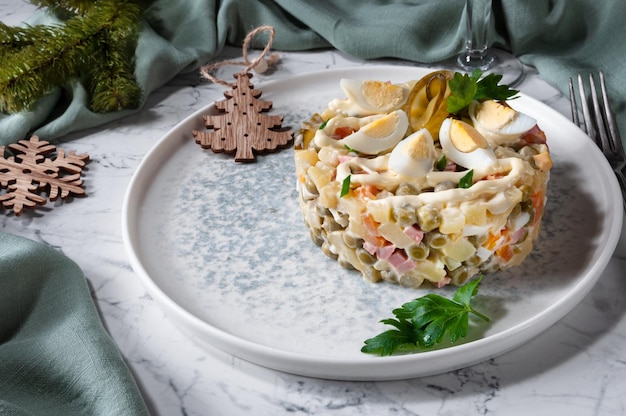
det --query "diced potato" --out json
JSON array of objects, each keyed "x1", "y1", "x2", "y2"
[
  {"x1": 307, "y1": 164, "x2": 333, "y2": 191},
  {"x1": 438, "y1": 207, "x2": 465, "y2": 234},
  {"x1": 338, "y1": 194, "x2": 365, "y2": 221},
  {"x1": 318, "y1": 181, "x2": 340, "y2": 209},
  {"x1": 413, "y1": 259, "x2": 447, "y2": 283},
  {"x1": 295, "y1": 149, "x2": 318, "y2": 167},
  {"x1": 442, "y1": 236, "x2": 476, "y2": 262},
  {"x1": 443, "y1": 256, "x2": 462, "y2": 271},
  {"x1": 533, "y1": 151, "x2": 552, "y2": 172},
  {"x1": 367, "y1": 201, "x2": 392, "y2": 224},
  {"x1": 317, "y1": 146, "x2": 339, "y2": 166},
  {"x1": 461, "y1": 201, "x2": 487, "y2": 225},
  {"x1": 377, "y1": 222, "x2": 415, "y2": 249},
  {"x1": 294, "y1": 149, "x2": 319, "y2": 178}
]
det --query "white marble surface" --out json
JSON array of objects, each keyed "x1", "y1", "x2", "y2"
[{"x1": 3, "y1": 2, "x2": 626, "y2": 415}]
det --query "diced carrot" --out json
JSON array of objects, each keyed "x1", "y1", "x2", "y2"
[
  {"x1": 354, "y1": 185, "x2": 378, "y2": 201},
  {"x1": 485, "y1": 173, "x2": 505, "y2": 180},
  {"x1": 362, "y1": 213, "x2": 379, "y2": 233},
  {"x1": 530, "y1": 190, "x2": 544, "y2": 226},
  {"x1": 496, "y1": 244, "x2": 515, "y2": 262},
  {"x1": 483, "y1": 232, "x2": 501, "y2": 250},
  {"x1": 362, "y1": 213, "x2": 387, "y2": 247},
  {"x1": 334, "y1": 126, "x2": 355, "y2": 139}
]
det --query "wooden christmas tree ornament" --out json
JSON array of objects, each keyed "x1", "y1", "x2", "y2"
[{"x1": 192, "y1": 26, "x2": 293, "y2": 162}]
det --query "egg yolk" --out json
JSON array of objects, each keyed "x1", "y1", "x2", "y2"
[
  {"x1": 403, "y1": 135, "x2": 431, "y2": 160},
  {"x1": 360, "y1": 112, "x2": 400, "y2": 139},
  {"x1": 361, "y1": 81, "x2": 406, "y2": 111},
  {"x1": 475, "y1": 100, "x2": 517, "y2": 130},
  {"x1": 449, "y1": 120, "x2": 489, "y2": 153}
]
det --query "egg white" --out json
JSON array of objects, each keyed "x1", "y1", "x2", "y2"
[
  {"x1": 439, "y1": 118, "x2": 497, "y2": 169},
  {"x1": 388, "y1": 128, "x2": 436, "y2": 177},
  {"x1": 469, "y1": 100, "x2": 536, "y2": 146},
  {"x1": 340, "y1": 79, "x2": 408, "y2": 113},
  {"x1": 341, "y1": 109, "x2": 409, "y2": 155}
]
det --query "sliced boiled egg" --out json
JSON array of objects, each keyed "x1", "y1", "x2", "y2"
[
  {"x1": 340, "y1": 79, "x2": 409, "y2": 113},
  {"x1": 388, "y1": 128, "x2": 436, "y2": 177},
  {"x1": 469, "y1": 100, "x2": 536, "y2": 146},
  {"x1": 342, "y1": 109, "x2": 409, "y2": 155},
  {"x1": 439, "y1": 118, "x2": 497, "y2": 169}
]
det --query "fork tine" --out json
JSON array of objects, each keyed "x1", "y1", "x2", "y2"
[
  {"x1": 588, "y1": 73, "x2": 613, "y2": 154},
  {"x1": 571, "y1": 71, "x2": 626, "y2": 210},
  {"x1": 568, "y1": 78, "x2": 580, "y2": 128},
  {"x1": 576, "y1": 73, "x2": 595, "y2": 141},
  {"x1": 598, "y1": 71, "x2": 625, "y2": 156}
]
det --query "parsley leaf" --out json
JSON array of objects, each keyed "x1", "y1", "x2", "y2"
[
  {"x1": 435, "y1": 154, "x2": 447, "y2": 171},
  {"x1": 475, "y1": 73, "x2": 519, "y2": 101},
  {"x1": 459, "y1": 169, "x2": 474, "y2": 189},
  {"x1": 361, "y1": 276, "x2": 489, "y2": 356},
  {"x1": 340, "y1": 175, "x2": 351, "y2": 197},
  {"x1": 447, "y1": 69, "x2": 519, "y2": 114},
  {"x1": 446, "y1": 70, "x2": 480, "y2": 114}
]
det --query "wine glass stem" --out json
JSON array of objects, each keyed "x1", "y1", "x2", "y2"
[{"x1": 458, "y1": 0, "x2": 495, "y2": 71}]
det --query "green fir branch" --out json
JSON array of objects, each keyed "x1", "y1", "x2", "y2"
[
  {"x1": 80, "y1": 0, "x2": 144, "y2": 111},
  {"x1": 0, "y1": 23, "x2": 54, "y2": 59},
  {"x1": 0, "y1": 0, "x2": 150, "y2": 114},
  {"x1": 0, "y1": 22, "x2": 84, "y2": 112},
  {"x1": 30, "y1": 0, "x2": 98, "y2": 17}
]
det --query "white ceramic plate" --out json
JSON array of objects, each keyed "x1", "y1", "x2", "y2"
[{"x1": 122, "y1": 66, "x2": 623, "y2": 381}]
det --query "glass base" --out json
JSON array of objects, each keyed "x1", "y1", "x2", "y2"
[
  {"x1": 484, "y1": 48, "x2": 525, "y2": 87},
  {"x1": 432, "y1": 48, "x2": 525, "y2": 87},
  {"x1": 457, "y1": 50, "x2": 496, "y2": 72}
]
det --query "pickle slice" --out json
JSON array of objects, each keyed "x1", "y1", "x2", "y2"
[{"x1": 404, "y1": 70, "x2": 454, "y2": 140}]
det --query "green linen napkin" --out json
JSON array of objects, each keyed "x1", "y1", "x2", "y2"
[
  {"x1": 1, "y1": 0, "x2": 625, "y2": 145},
  {"x1": 0, "y1": 233, "x2": 148, "y2": 416}
]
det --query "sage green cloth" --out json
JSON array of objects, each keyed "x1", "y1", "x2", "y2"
[
  {"x1": 0, "y1": 233, "x2": 148, "y2": 416},
  {"x1": 0, "y1": 0, "x2": 624, "y2": 144},
  {"x1": 2, "y1": 0, "x2": 626, "y2": 414}
]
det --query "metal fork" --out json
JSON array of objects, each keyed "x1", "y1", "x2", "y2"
[{"x1": 569, "y1": 71, "x2": 626, "y2": 209}]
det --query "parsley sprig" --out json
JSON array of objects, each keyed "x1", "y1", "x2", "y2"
[
  {"x1": 447, "y1": 69, "x2": 519, "y2": 115},
  {"x1": 340, "y1": 175, "x2": 351, "y2": 197},
  {"x1": 361, "y1": 276, "x2": 489, "y2": 356},
  {"x1": 459, "y1": 169, "x2": 474, "y2": 189}
]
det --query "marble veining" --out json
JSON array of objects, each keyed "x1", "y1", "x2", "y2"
[{"x1": 2, "y1": 3, "x2": 626, "y2": 415}]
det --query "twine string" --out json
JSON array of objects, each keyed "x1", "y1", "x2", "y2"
[{"x1": 200, "y1": 25, "x2": 279, "y2": 87}]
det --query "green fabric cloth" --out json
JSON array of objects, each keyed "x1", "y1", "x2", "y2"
[
  {"x1": 1, "y1": 0, "x2": 625, "y2": 145},
  {"x1": 0, "y1": 233, "x2": 148, "y2": 416},
  {"x1": 2, "y1": 0, "x2": 626, "y2": 414}
]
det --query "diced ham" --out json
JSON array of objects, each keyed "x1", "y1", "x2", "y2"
[
  {"x1": 445, "y1": 160, "x2": 457, "y2": 172},
  {"x1": 437, "y1": 277, "x2": 452, "y2": 288},
  {"x1": 520, "y1": 125, "x2": 547, "y2": 145},
  {"x1": 388, "y1": 250, "x2": 416, "y2": 273},
  {"x1": 376, "y1": 244, "x2": 396, "y2": 261},
  {"x1": 337, "y1": 155, "x2": 354, "y2": 164},
  {"x1": 509, "y1": 227, "x2": 525, "y2": 245},
  {"x1": 403, "y1": 224, "x2": 424, "y2": 244},
  {"x1": 363, "y1": 241, "x2": 378, "y2": 255}
]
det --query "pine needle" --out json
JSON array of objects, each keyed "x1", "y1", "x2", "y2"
[{"x1": 0, "y1": 0, "x2": 149, "y2": 114}]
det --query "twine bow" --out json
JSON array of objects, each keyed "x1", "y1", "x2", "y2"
[{"x1": 200, "y1": 26, "x2": 279, "y2": 87}]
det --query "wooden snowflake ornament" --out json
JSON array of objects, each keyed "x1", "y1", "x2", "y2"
[
  {"x1": 192, "y1": 73, "x2": 293, "y2": 162},
  {"x1": 0, "y1": 136, "x2": 89, "y2": 215}
]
